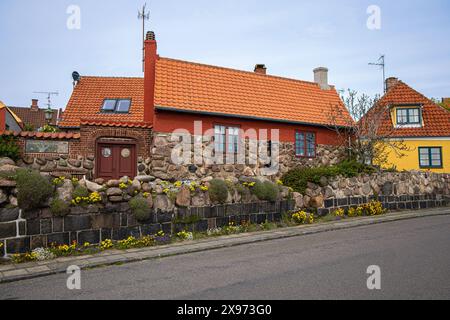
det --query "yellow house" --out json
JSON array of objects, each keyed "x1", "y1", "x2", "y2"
[{"x1": 373, "y1": 78, "x2": 450, "y2": 173}]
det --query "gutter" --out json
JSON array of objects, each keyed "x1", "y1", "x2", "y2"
[{"x1": 155, "y1": 105, "x2": 351, "y2": 130}]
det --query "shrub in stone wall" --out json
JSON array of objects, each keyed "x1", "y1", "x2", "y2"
[
  {"x1": 282, "y1": 160, "x2": 374, "y2": 194},
  {"x1": 209, "y1": 179, "x2": 229, "y2": 204},
  {"x1": 130, "y1": 196, "x2": 152, "y2": 222},
  {"x1": 251, "y1": 181, "x2": 279, "y2": 202},
  {"x1": 15, "y1": 168, "x2": 53, "y2": 211},
  {"x1": 50, "y1": 198, "x2": 70, "y2": 217}
]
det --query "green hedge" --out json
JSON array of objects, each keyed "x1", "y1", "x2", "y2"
[{"x1": 281, "y1": 160, "x2": 375, "y2": 194}]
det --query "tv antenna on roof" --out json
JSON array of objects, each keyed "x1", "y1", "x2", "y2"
[
  {"x1": 33, "y1": 91, "x2": 59, "y2": 109},
  {"x1": 138, "y1": 3, "x2": 150, "y2": 72},
  {"x1": 369, "y1": 54, "x2": 386, "y2": 94}
]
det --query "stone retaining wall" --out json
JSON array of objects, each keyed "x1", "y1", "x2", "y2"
[
  {"x1": 0, "y1": 199, "x2": 294, "y2": 256},
  {"x1": 291, "y1": 171, "x2": 450, "y2": 212}
]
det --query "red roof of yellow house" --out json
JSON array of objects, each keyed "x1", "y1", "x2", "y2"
[
  {"x1": 374, "y1": 80, "x2": 450, "y2": 137},
  {"x1": 59, "y1": 57, "x2": 352, "y2": 128}
]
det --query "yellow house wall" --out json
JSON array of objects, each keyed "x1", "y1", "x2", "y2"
[{"x1": 381, "y1": 139, "x2": 450, "y2": 173}]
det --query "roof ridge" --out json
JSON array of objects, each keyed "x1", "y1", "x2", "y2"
[
  {"x1": 80, "y1": 75, "x2": 144, "y2": 80},
  {"x1": 158, "y1": 56, "x2": 328, "y2": 88}
]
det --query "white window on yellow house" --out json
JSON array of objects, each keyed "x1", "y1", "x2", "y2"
[{"x1": 419, "y1": 147, "x2": 443, "y2": 169}]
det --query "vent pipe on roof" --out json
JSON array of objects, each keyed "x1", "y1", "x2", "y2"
[
  {"x1": 313, "y1": 67, "x2": 330, "y2": 90},
  {"x1": 254, "y1": 64, "x2": 267, "y2": 75}
]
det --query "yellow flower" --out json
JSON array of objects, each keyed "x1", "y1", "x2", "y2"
[{"x1": 174, "y1": 181, "x2": 182, "y2": 188}]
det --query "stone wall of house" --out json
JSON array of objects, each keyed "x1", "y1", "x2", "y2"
[
  {"x1": 291, "y1": 171, "x2": 450, "y2": 215},
  {"x1": 16, "y1": 155, "x2": 94, "y2": 180},
  {"x1": 149, "y1": 132, "x2": 347, "y2": 181}
]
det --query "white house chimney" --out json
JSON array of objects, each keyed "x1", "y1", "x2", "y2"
[{"x1": 313, "y1": 67, "x2": 330, "y2": 90}]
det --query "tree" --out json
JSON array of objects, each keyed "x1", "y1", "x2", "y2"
[
  {"x1": 328, "y1": 89, "x2": 409, "y2": 167},
  {"x1": 431, "y1": 98, "x2": 450, "y2": 111}
]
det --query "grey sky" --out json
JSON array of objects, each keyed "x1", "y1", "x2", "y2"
[{"x1": 1, "y1": 0, "x2": 449, "y2": 109}]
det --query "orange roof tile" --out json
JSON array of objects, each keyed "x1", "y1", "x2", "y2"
[
  {"x1": 0, "y1": 130, "x2": 80, "y2": 140},
  {"x1": 60, "y1": 57, "x2": 352, "y2": 128},
  {"x1": 371, "y1": 81, "x2": 450, "y2": 137},
  {"x1": 59, "y1": 77, "x2": 145, "y2": 128}
]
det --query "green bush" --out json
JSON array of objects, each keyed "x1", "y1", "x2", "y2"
[
  {"x1": 0, "y1": 136, "x2": 20, "y2": 161},
  {"x1": 281, "y1": 160, "x2": 375, "y2": 194},
  {"x1": 50, "y1": 198, "x2": 70, "y2": 217},
  {"x1": 130, "y1": 196, "x2": 151, "y2": 222},
  {"x1": 15, "y1": 169, "x2": 53, "y2": 211},
  {"x1": 209, "y1": 179, "x2": 229, "y2": 204},
  {"x1": 72, "y1": 185, "x2": 89, "y2": 199},
  {"x1": 251, "y1": 181, "x2": 279, "y2": 202}
]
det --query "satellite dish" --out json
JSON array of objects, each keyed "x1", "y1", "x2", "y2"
[{"x1": 72, "y1": 71, "x2": 80, "y2": 82}]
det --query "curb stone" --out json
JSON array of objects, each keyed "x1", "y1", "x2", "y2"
[{"x1": 0, "y1": 207, "x2": 449, "y2": 284}]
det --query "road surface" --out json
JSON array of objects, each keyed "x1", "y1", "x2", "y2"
[{"x1": 1, "y1": 215, "x2": 449, "y2": 300}]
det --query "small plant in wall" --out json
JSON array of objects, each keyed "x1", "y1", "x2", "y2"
[{"x1": 129, "y1": 195, "x2": 151, "y2": 222}]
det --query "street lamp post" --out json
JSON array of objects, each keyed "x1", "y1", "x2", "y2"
[{"x1": 44, "y1": 107, "x2": 54, "y2": 125}]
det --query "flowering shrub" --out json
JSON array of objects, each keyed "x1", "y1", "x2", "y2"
[
  {"x1": 333, "y1": 208, "x2": 345, "y2": 218},
  {"x1": 11, "y1": 252, "x2": 38, "y2": 264},
  {"x1": 363, "y1": 201, "x2": 386, "y2": 216},
  {"x1": 100, "y1": 239, "x2": 114, "y2": 250},
  {"x1": 242, "y1": 182, "x2": 256, "y2": 188},
  {"x1": 71, "y1": 191, "x2": 102, "y2": 206},
  {"x1": 223, "y1": 222, "x2": 243, "y2": 235},
  {"x1": 291, "y1": 211, "x2": 315, "y2": 224},
  {"x1": 50, "y1": 241, "x2": 78, "y2": 257},
  {"x1": 52, "y1": 176, "x2": 66, "y2": 186},
  {"x1": 32, "y1": 248, "x2": 56, "y2": 261},
  {"x1": 119, "y1": 182, "x2": 128, "y2": 190},
  {"x1": 176, "y1": 231, "x2": 194, "y2": 241},
  {"x1": 207, "y1": 227, "x2": 223, "y2": 236}
]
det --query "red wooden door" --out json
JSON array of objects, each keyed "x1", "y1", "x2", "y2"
[{"x1": 97, "y1": 144, "x2": 136, "y2": 180}]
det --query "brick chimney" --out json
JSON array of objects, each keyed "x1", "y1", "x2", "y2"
[
  {"x1": 254, "y1": 64, "x2": 267, "y2": 75},
  {"x1": 31, "y1": 99, "x2": 39, "y2": 111},
  {"x1": 313, "y1": 67, "x2": 330, "y2": 90},
  {"x1": 385, "y1": 77, "x2": 399, "y2": 92},
  {"x1": 144, "y1": 31, "x2": 158, "y2": 124}
]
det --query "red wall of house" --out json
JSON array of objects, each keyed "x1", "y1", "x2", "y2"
[{"x1": 154, "y1": 110, "x2": 342, "y2": 145}]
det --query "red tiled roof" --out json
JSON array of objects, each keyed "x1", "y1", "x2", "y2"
[
  {"x1": 80, "y1": 119, "x2": 152, "y2": 128},
  {"x1": 374, "y1": 81, "x2": 450, "y2": 137},
  {"x1": 59, "y1": 77, "x2": 145, "y2": 128},
  {"x1": 60, "y1": 57, "x2": 352, "y2": 128},
  {"x1": 0, "y1": 130, "x2": 80, "y2": 140},
  {"x1": 8, "y1": 106, "x2": 59, "y2": 129},
  {"x1": 154, "y1": 58, "x2": 352, "y2": 127}
]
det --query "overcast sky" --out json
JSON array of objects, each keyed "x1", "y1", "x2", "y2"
[{"x1": 1, "y1": 0, "x2": 449, "y2": 109}]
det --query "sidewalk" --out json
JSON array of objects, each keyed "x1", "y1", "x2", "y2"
[{"x1": 1, "y1": 207, "x2": 449, "y2": 284}]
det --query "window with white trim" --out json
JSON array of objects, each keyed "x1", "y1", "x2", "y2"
[{"x1": 419, "y1": 147, "x2": 442, "y2": 168}]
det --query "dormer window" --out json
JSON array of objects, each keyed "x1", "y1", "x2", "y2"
[
  {"x1": 101, "y1": 99, "x2": 131, "y2": 113},
  {"x1": 396, "y1": 107, "x2": 421, "y2": 125}
]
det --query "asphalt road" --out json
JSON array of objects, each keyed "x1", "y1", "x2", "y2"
[{"x1": 1, "y1": 215, "x2": 449, "y2": 300}]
